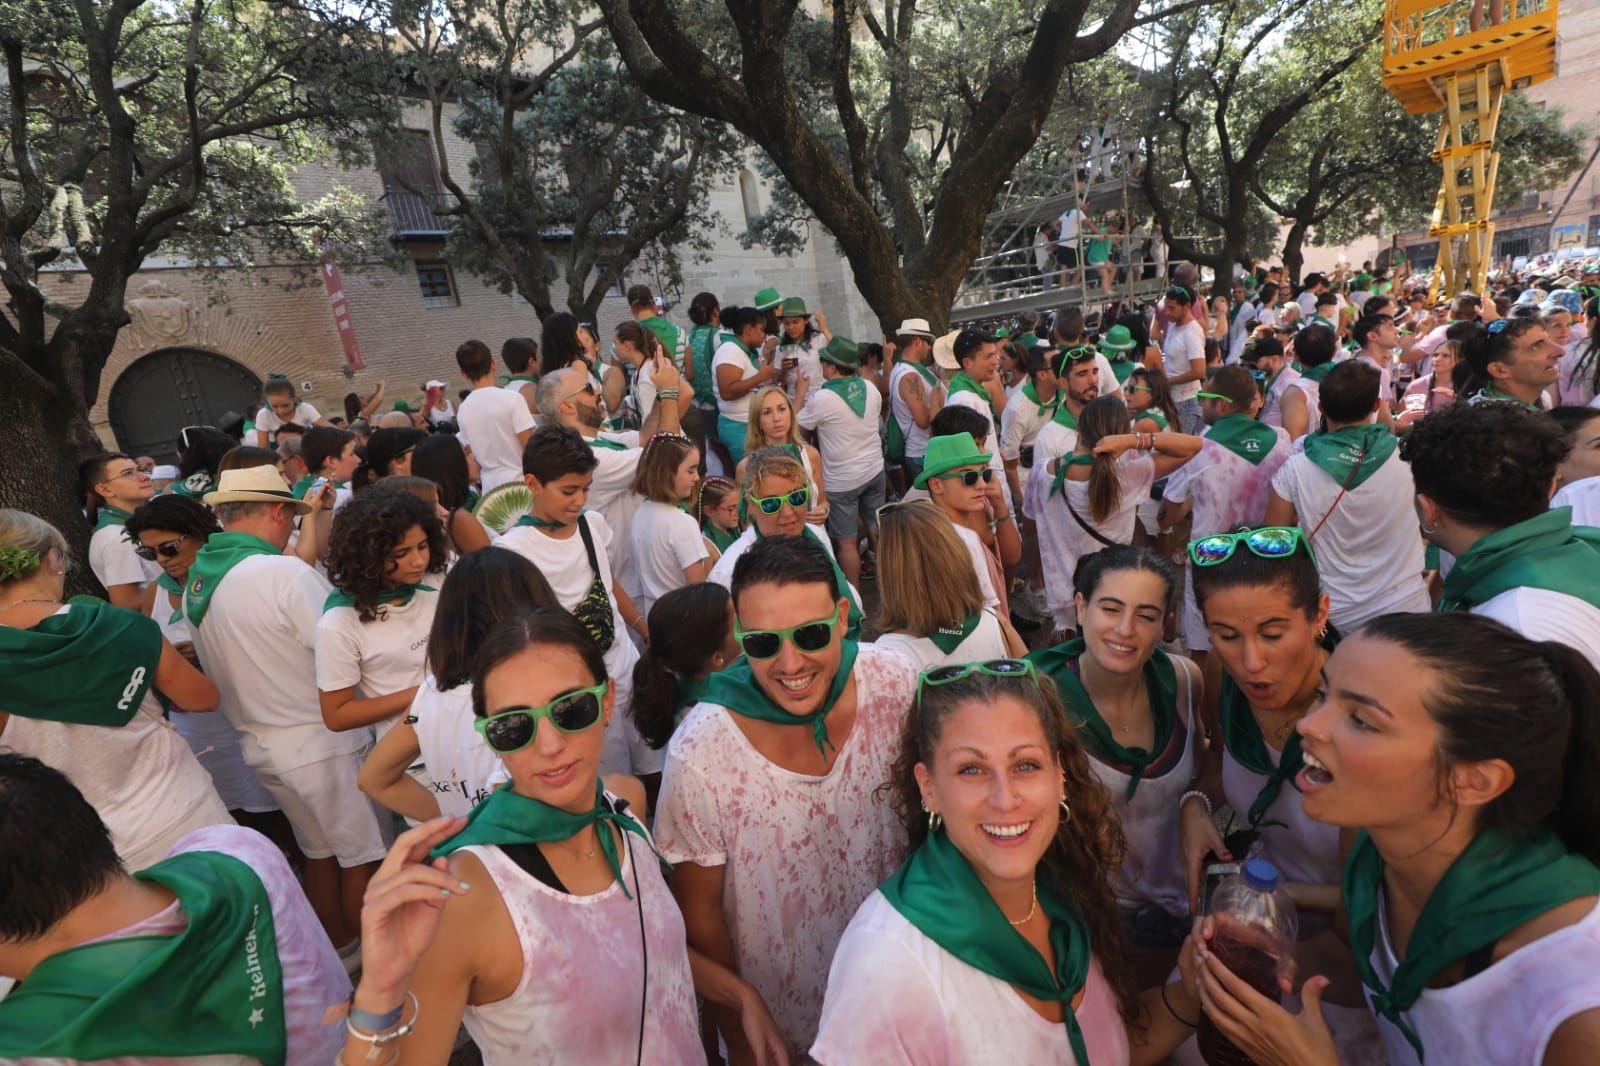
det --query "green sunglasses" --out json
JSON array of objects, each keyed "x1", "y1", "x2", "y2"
[
  {"x1": 1195, "y1": 390, "x2": 1236, "y2": 402},
  {"x1": 747, "y1": 486, "x2": 811, "y2": 516},
  {"x1": 1188, "y1": 527, "x2": 1315, "y2": 568},
  {"x1": 915, "y1": 658, "x2": 1037, "y2": 701},
  {"x1": 735, "y1": 610, "x2": 841, "y2": 660},
  {"x1": 935, "y1": 467, "x2": 994, "y2": 487},
  {"x1": 474, "y1": 682, "x2": 608, "y2": 754}
]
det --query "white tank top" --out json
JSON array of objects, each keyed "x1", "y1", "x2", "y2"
[
  {"x1": 1369, "y1": 895, "x2": 1600, "y2": 1066},
  {"x1": 1258, "y1": 367, "x2": 1302, "y2": 429},
  {"x1": 1220, "y1": 743, "x2": 1340, "y2": 886},
  {"x1": 458, "y1": 811, "x2": 703, "y2": 1064},
  {"x1": 1086, "y1": 658, "x2": 1197, "y2": 915},
  {"x1": 889, "y1": 362, "x2": 937, "y2": 459}
]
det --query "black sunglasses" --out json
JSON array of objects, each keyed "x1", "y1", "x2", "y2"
[{"x1": 133, "y1": 538, "x2": 184, "y2": 561}]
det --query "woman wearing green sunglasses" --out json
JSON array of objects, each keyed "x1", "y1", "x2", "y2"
[
  {"x1": 812, "y1": 660, "x2": 1205, "y2": 1064},
  {"x1": 338, "y1": 608, "x2": 786, "y2": 1065},
  {"x1": 1180, "y1": 527, "x2": 1388, "y2": 1065}
]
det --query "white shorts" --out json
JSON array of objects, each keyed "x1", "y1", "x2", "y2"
[
  {"x1": 259, "y1": 753, "x2": 388, "y2": 866},
  {"x1": 120, "y1": 789, "x2": 234, "y2": 873}
]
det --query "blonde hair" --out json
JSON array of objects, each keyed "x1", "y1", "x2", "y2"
[
  {"x1": 373, "y1": 475, "x2": 440, "y2": 505},
  {"x1": 739, "y1": 446, "x2": 807, "y2": 500},
  {"x1": 630, "y1": 434, "x2": 699, "y2": 503},
  {"x1": 873, "y1": 501, "x2": 985, "y2": 635},
  {"x1": 0, "y1": 509, "x2": 68, "y2": 585},
  {"x1": 745, "y1": 386, "x2": 803, "y2": 454}
]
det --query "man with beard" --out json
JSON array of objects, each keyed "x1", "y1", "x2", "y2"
[
  {"x1": 535, "y1": 359, "x2": 683, "y2": 589},
  {"x1": 654, "y1": 534, "x2": 918, "y2": 1060},
  {"x1": 1243, "y1": 335, "x2": 1311, "y2": 441}
]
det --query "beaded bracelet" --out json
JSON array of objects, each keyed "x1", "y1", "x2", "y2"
[{"x1": 1179, "y1": 789, "x2": 1213, "y2": 817}]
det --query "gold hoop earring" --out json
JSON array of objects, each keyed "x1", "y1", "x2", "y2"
[
  {"x1": 927, "y1": 809, "x2": 943, "y2": 832},
  {"x1": 1058, "y1": 796, "x2": 1071, "y2": 823}
]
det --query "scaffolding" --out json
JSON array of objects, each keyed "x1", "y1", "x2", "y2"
[{"x1": 1380, "y1": 0, "x2": 1560, "y2": 298}]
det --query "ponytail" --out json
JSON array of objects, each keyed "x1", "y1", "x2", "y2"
[
  {"x1": 1537, "y1": 640, "x2": 1600, "y2": 866},
  {"x1": 628, "y1": 584, "x2": 733, "y2": 750},
  {"x1": 1075, "y1": 396, "x2": 1132, "y2": 524},
  {"x1": 630, "y1": 648, "x2": 685, "y2": 751}
]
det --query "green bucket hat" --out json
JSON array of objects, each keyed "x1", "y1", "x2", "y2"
[
  {"x1": 914, "y1": 432, "x2": 993, "y2": 489},
  {"x1": 778, "y1": 296, "x2": 809, "y2": 318},
  {"x1": 393, "y1": 399, "x2": 413, "y2": 412},
  {"x1": 754, "y1": 287, "x2": 783, "y2": 311},
  {"x1": 820, "y1": 335, "x2": 860, "y2": 369},
  {"x1": 1015, "y1": 332, "x2": 1048, "y2": 350},
  {"x1": 1099, "y1": 324, "x2": 1137, "y2": 355}
]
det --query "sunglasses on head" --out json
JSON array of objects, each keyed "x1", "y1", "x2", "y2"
[
  {"x1": 1195, "y1": 391, "x2": 1236, "y2": 403},
  {"x1": 935, "y1": 467, "x2": 994, "y2": 487},
  {"x1": 1188, "y1": 527, "x2": 1315, "y2": 568},
  {"x1": 133, "y1": 538, "x2": 184, "y2": 561},
  {"x1": 747, "y1": 486, "x2": 810, "y2": 515},
  {"x1": 735, "y1": 611, "x2": 840, "y2": 660},
  {"x1": 916, "y1": 658, "x2": 1037, "y2": 701},
  {"x1": 1058, "y1": 345, "x2": 1097, "y2": 364},
  {"x1": 474, "y1": 682, "x2": 608, "y2": 754}
]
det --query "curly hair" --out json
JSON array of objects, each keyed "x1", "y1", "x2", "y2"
[
  {"x1": 124, "y1": 494, "x2": 221, "y2": 543},
  {"x1": 1398, "y1": 401, "x2": 1568, "y2": 529},
  {"x1": 884, "y1": 670, "x2": 1139, "y2": 1027},
  {"x1": 326, "y1": 489, "x2": 448, "y2": 622}
]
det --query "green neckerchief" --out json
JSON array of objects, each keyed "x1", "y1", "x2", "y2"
[
  {"x1": 1310, "y1": 314, "x2": 1337, "y2": 329},
  {"x1": 168, "y1": 472, "x2": 213, "y2": 500},
  {"x1": 184, "y1": 532, "x2": 281, "y2": 627},
  {"x1": 0, "y1": 850, "x2": 286, "y2": 1065},
  {"x1": 1137, "y1": 408, "x2": 1170, "y2": 431},
  {"x1": 823, "y1": 376, "x2": 869, "y2": 417},
  {"x1": 0, "y1": 597, "x2": 162, "y2": 727},
  {"x1": 879, "y1": 830, "x2": 1093, "y2": 1066},
  {"x1": 1108, "y1": 358, "x2": 1136, "y2": 385},
  {"x1": 156, "y1": 571, "x2": 185, "y2": 625},
  {"x1": 927, "y1": 610, "x2": 983, "y2": 655},
  {"x1": 94, "y1": 504, "x2": 133, "y2": 533},
  {"x1": 516, "y1": 512, "x2": 568, "y2": 530},
  {"x1": 1049, "y1": 453, "x2": 1094, "y2": 500},
  {"x1": 752, "y1": 525, "x2": 863, "y2": 639},
  {"x1": 504, "y1": 373, "x2": 538, "y2": 386},
  {"x1": 703, "y1": 638, "x2": 859, "y2": 756},
  {"x1": 1297, "y1": 362, "x2": 1335, "y2": 383},
  {"x1": 704, "y1": 522, "x2": 739, "y2": 554},
  {"x1": 1205, "y1": 413, "x2": 1280, "y2": 466},
  {"x1": 640, "y1": 315, "x2": 683, "y2": 367},
  {"x1": 1437, "y1": 507, "x2": 1600, "y2": 613},
  {"x1": 323, "y1": 581, "x2": 436, "y2": 614},
  {"x1": 1029, "y1": 637, "x2": 1177, "y2": 800},
  {"x1": 430, "y1": 780, "x2": 661, "y2": 901},
  {"x1": 587, "y1": 434, "x2": 629, "y2": 451},
  {"x1": 948, "y1": 371, "x2": 998, "y2": 419},
  {"x1": 689, "y1": 323, "x2": 720, "y2": 405},
  {"x1": 1345, "y1": 828, "x2": 1600, "y2": 1061},
  {"x1": 674, "y1": 671, "x2": 710, "y2": 716},
  {"x1": 1051, "y1": 403, "x2": 1081, "y2": 430},
  {"x1": 1022, "y1": 379, "x2": 1059, "y2": 417},
  {"x1": 1475, "y1": 385, "x2": 1540, "y2": 409},
  {"x1": 905, "y1": 360, "x2": 938, "y2": 388},
  {"x1": 1219, "y1": 674, "x2": 1304, "y2": 828},
  {"x1": 1300, "y1": 423, "x2": 1396, "y2": 491},
  {"x1": 463, "y1": 489, "x2": 481, "y2": 512}
]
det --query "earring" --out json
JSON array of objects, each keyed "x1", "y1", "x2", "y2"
[
  {"x1": 1317, "y1": 625, "x2": 1328, "y2": 639},
  {"x1": 1058, "y1": 796, "x2": 1072, "y2": 823},
  {"x1": 1421, "y1": 522, "x2": 1439, "y2": 536},
  {"x1": 925, "y1": 805, "x2": 943, "y2": 833}
]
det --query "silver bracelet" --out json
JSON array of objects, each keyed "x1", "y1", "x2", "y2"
[
  {"x1": 346, "y1": 991, "x2": 418, "y2": 1057},
  {"x1": 1179, "y1": 789, "x2": 1213, "y2": 817}
]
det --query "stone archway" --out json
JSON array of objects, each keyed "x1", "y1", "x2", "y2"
[{"x1": 107, "y1": 348, "x2": 263, "y2": 462}]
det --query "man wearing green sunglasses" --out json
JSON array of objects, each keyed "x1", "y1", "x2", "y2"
[{"x1": 654, "y1": 535, "x2": 918, "y2": 1057}]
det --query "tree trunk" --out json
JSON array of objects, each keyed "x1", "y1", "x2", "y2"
[
  {"x1": 1281, "y1": 218, "x2": 1311, "y2": 288},
  {"x1": 0, "y1": 345, "x2": 105, "y2": 597}
]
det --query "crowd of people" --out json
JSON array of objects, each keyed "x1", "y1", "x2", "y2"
[{"x1": 3, "y1": 263, "x2": 1600, "y2": 1066}]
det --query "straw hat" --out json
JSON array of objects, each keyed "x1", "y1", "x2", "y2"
[{"x1": 204, "y1": 464, "x2": 314, "y2": 515}]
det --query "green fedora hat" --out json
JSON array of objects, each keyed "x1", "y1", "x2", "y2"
[
  {"x1": 753, "y1": 287, "x2": 783, "y2": 311},
  {"x1": 1099, "y1": 324, "x2": 1137, "y2": 354},
  {"x1": 914, "y1": 431, "x2": 993, "y2": 489},
  {"x1": 778, "y1": 296, "x2": 809, "y2": 317},
  {"x1": 820, "y1": 335, "x2": 860, "y2": 369}
]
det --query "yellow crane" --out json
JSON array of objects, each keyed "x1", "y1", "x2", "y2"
[{"x1": 1381, "y1": 0, "x2": 1560, "y2": 298}]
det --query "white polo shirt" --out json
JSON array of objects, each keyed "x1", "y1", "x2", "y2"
[
  {"x1": 795, "y1": 378, "x2": 885, "y2": 493},
  {"x1": 90, "y1": 522, "x2": 161, "y2": 590},
  {"x1": 456, "y1": 386, "x2": 535, "y2": 492}
]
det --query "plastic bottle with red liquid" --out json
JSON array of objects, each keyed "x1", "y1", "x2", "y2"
[{"x1": 1197, "y1": 858, "x2": 1298, "y2": 1066}]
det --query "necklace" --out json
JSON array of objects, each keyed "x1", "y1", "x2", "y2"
[
  {"x1": 0, "y1": 596, "x2": 61, "y2": 612},
  {"x1": 1253, "y1": 709, "x2": 1298, "y2": 745},
  {"x1": 1008, "y1": 880, "x2": 1039, "y2": 927}
]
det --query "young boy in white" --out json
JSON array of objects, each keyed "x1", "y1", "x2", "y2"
[
  {"x1": 454, "y1": 339, "x2": 535, "y2": 492},
  {"x1": 85, "y1": 453, "x2": 161, "y2": 607},
  {"x1": 1265, "y1": 361, "x2": 1429, "y2": 632},
  {"x1": 654, "y1": 535, "x2": 918, "y2": 1056}
]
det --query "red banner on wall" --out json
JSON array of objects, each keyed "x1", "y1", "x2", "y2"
[{"x1": 322, "y1": 259, "x2": 365, "y2": 372}]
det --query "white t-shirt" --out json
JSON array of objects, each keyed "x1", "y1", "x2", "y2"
[
  {"x1": 1038, "y1": 453, "x2": 1156, "y2": 627},
  {"x1": 795, "y1": 377, "x2": 886, "y2": 493},
  {"x1": 409, "y1": 675, "x2": 503, "y2": 818},
  {"x1": 90, "y1": 521, "x2": 162, "y2": 590},
  {"x1": 869, "y1": 608, "x2": 1008, "y2": 672},
  {"x1": 1057, "y1": 207, "x2": 1081, "y2": 243},
  {"x1": 495, "y1": 515, "x2": 661, "y2": 776},
  {"x1": 186, "y1": 553, "x2": 368, "y2": 773},
  {"x1": 713, "y1": 338, "x2": 762, "y2": 421},
  {"x1": 1162, "y1": 318, "x2": 1206, "y2": 402},
  {"x1": 654, "y1": 645, "x2": 919, "y2": 1050},
  {"x1": 314, "y1": 588, "x2": 438, "y2": 736},
  {"x1": 1473, "y1": 587, "x2": 1600, "y2": 675},
  {"x1": 999, "y1": 383, "x2": 1053, "y2": 463},
  {"x1": 888, "y1": 362, "x2": 939, "y2": 461},
  {"x1": 627, "y1": 498, "x2": 709, "y2": 619},
  {"x1": 949, "y1": 521, "x2": 1000, "y2": 610},
  {"x1": 1355, "y1": 350, "x2": 1394, "y2": 399},
  {"x1": 456, "y1": 386, "x2": 535, "y2": 492},
  {"x1": 1552, "y1": 479, "x2": 1600, "y2": 526},
  {"x1": 943, "y1": 386, "x2": 1012, "y2": 508},
  {"x1": 1270, "y1": 450, "x2": 1430, "y2": 631},
  {"x1": 707, "y1": 527, "x2": 860, "y2": 611},
  {"x1": 255, "y1": 400, "x2": 322, "y2": 443},
  {"x1": 777, "y1": 332, "x2": 828, "y2": 404},
  {"x1": 811, "y1": 891, "x2": 1129, "y2": 1066}
]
